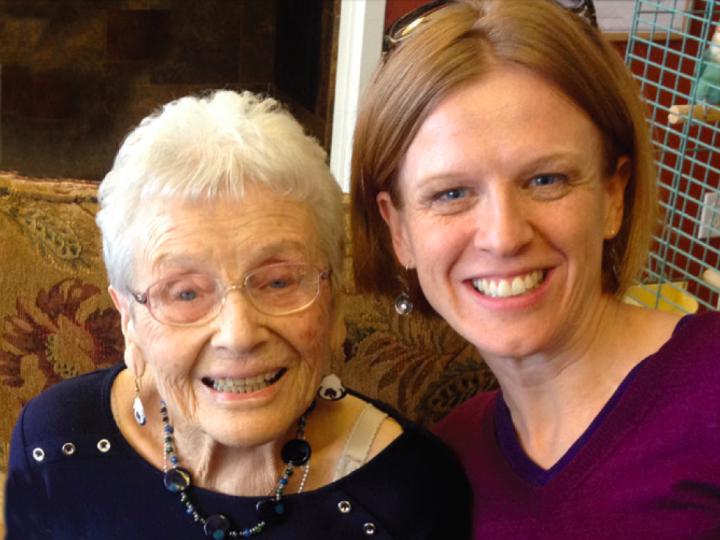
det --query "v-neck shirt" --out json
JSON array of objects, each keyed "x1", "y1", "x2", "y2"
[{"x1": 435, "y1": 311, "x2": 720, "y2": 539}]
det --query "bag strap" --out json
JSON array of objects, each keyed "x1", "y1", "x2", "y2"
[{"x1": 332, "y1": 402, "x2": 388, "y2": 481}]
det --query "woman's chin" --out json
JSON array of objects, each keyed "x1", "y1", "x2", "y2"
[{"x1": 189, "y1": 375, "x2": 316, "y2": 448}]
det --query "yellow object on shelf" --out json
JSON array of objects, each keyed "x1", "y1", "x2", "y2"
[
  {"x1": 703, "y1": 268, "x2": 720, "y2": 289},
  {"x1": 624, "y1": 282, "x2": 699, "y2": 314},
  {"x1": 702, "y1": 269, "x2": 720, "y2": 309}
]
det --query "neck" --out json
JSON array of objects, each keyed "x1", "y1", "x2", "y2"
[
  {"x1": 112, "y1": 369, "x2": 308, "y2": 497},
  {"x1": 484, "y1": 295, "x2": 634, "y2": 468},
  {"x1": 172, "y1": 427, "x2": 285, "y2": 496}
]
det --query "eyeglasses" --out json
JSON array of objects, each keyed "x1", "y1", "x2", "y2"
[
  {"x1": 383, "y1": 0, "x2": 598, "y2": 54},
  {"x1": 131, "y1": 263, "x2": 331, "y2": 326}
]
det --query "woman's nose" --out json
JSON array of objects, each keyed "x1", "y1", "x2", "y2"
[
  {"x1": 210, "y1": 290, "x2": 266, "y2": 352},
  {"x1": 473, "y1": 189, "x2": 533, "y2": 256}
]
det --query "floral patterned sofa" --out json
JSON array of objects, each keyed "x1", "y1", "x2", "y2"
[{"x1": 0, "y1": 172, "x2": 495, "y2": 529}]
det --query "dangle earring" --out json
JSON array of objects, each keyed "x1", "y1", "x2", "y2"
[
  {"x1": 394, "y1": 266, "x2": 414, "y2": 316},
  {"x1": 133, "y1": 376, "x2": 147, "y2": 426},
  {"x1": 317, "y1": 374, "x2": 346, "y2": 401}
]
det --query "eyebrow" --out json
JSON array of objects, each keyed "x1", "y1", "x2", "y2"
[
  {"x1": 249, "y1": 240, "x2": 311, "y2": 261},
  {"x1": 151, "y1": 239, "x2": 312, "y2": 273},
  {"x1": 152, "y1": 253, "x2": 208, "y2": 270},
  {"x1": 416, "y1": 151, "x2": 586, "y2": 184}
]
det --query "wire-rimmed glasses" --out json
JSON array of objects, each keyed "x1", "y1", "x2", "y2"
[
  {"x1": 131, "y1": 262, "x2": 331, "y2": 326},
  {"x1": 383, "y1": 0, "x2": 599, "y2": 54}
]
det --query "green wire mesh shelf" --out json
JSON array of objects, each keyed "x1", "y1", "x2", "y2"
[{"x1": 625, "y1": 0, "x2": 720, "y2": 313}]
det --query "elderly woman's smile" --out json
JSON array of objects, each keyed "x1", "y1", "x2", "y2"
[{"x1": 200, "y1": 368, "x2": 286, "y2": 395}]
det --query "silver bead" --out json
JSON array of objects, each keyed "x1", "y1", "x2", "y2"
[
  {"x1": 32, "y1": 447, "x2": 45, "y2": 462},
  {"x1": 61, "y1": 442, "x2": 76, "y2": 456},
  {"x1": 363, "y1": 522, "x2": 376, "y2": 535},
  {"x1": 337, "y1": 500, "x2": 352, "y2": 513},
  {"x1": 97, "y1": 438, "x2": 111, "y2": 453},
  {"x1": 394, "y1": 292, "x2": 413, "y2": 315}
]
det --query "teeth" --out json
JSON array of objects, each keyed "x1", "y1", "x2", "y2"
[
  {"x1": 524, "y1": 274, "x2": 534, "y2": 289},
  {"x1": 497, "y1": 280, "x2": 511, "y2": 297},
  {"x1": 472, "y1": 270, "x2": 545, "y2": 298},
  {"x1": 488, "y1": 280, "x2": 498, "y2": 296},
  {"x1": 511, "y1": 277, "x2": 524, "y2": 295},
  {"x1": 211, "y1": 369, "x2": 282, "y2": 394}
]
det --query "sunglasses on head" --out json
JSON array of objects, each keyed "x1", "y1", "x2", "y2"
[{"x1": 383, "y1": 0, "x2": 598, "y2": 54}]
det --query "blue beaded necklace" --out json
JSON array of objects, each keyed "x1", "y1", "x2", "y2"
[{"x1": 160, "y1": 400, "x2": 315, "y2": 539}]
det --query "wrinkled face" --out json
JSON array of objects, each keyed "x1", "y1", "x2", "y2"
[
  {"x1": 116, "y1": 187, "x2": 334, "y2": 447},
  {"x1": 379, "y1": 66, "x2": 627, "y2": 360}
]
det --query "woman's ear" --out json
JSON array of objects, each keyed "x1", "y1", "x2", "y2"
[
  {"x1": 376, "y1": 192, "x2": 416, "y2": 268},
  {"x1": 604, "y1": 156, "x2": 631, "y2": 239},
  {"x1": 109, "y1": 286, "x2": 133, "y2": 337},
  {"x1": 109, "y1": 286, "x2": 145, "y2": 378}
]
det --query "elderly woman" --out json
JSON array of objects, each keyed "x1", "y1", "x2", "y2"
[
  {"x1": 6, "y1": 91, "x2": 471, "y2": 539},
  {"x1": 351, "y1": 0, "x2": 720, "y2": 538}
]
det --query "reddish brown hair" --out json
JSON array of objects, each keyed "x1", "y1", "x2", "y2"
[{"x1": 351, "y1": 0, "x2": 657, "y2": 311}]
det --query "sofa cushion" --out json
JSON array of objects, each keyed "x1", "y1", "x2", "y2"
[{"x1": 0, "y1": 174, "x2": 123, "y2": 472}]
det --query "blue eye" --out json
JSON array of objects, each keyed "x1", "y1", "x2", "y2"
[
  {"x1": 530, "y1": 174, "x2": 565, "y2": 187},
  {"x1": 436, "y1": 188, "x2": 467, "y2": 202},
  {"x1": 178, "y1": 290, "x2": 198, "y2": 301},
  {"x1": 526, "y1": 173, "x2": 571, "y2": 201}
]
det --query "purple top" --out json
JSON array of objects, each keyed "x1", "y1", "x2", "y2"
[{"x1": 435, "y1": 312, "x2": 720, "y2": 539}]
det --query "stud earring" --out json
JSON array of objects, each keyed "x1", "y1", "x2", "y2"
[
  {"x1": 394, "y1": 265, "x2": 414, "y2": 316},
  {"x1": 133, "y1": 376, "x2": 147, "y2": 426}
]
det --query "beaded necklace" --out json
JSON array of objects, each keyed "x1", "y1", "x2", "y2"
[{"x1": 160, "y1": 400, "x2": 315, "y2": 539}]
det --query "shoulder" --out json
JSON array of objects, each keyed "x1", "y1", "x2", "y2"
[
  {"x1": 337, "y1": 387, "x2": 469, "y2": 483},
  {"x1": 396, "y1": 421, "x2": 471, "y2": 486},
  {"x1": 431, "y1": 390, "x2": 499, "y2": 469},
  {"x1": 7, "y1": 364, "x2": 124, "y2": 538},
  {"x1": 345, "y1": 387, "x2": 411, "y2": 427},
  {"x1": 334, "y1": 388, "x2": 464, "y2": 468},
  {"x1": 434, "y1": 390, "x2": 498, "y2": 438},
  {"x1": 337, "y1": 421, "x2": 472, "y2": 539},
  {"x1": 654, "y1": 311, "x2": 720, "y2": 368},
  {"x1": 673, "y1": 310, "x2": 720, "y2": 339},
  {"x1": 10, "y1": 364, "x2": 123, "y2": 464},
  {"x1": 628, "y1": 311, "x2": 720, "y2": 419}
]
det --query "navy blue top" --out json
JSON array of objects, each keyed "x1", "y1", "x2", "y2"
[{"x1": 6, "y1": 364, "x2": 471, "y2": 539}]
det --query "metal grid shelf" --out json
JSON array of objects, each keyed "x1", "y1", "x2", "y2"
[{"x1": 625, "y1": 0, "x2": 720, "y2": 313}]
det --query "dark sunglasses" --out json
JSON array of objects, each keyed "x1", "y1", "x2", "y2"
[{"x1": 383, "y1": 0, "x2": 599, "y2": 54}]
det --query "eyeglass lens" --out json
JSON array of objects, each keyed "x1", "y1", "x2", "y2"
[{"x1": 146, "y1": 264, "x2": 323, "y2": 324}]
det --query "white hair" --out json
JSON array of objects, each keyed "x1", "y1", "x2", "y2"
[{"x1": 96, "y1": 90, "x2": 344, "y2": 294}]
